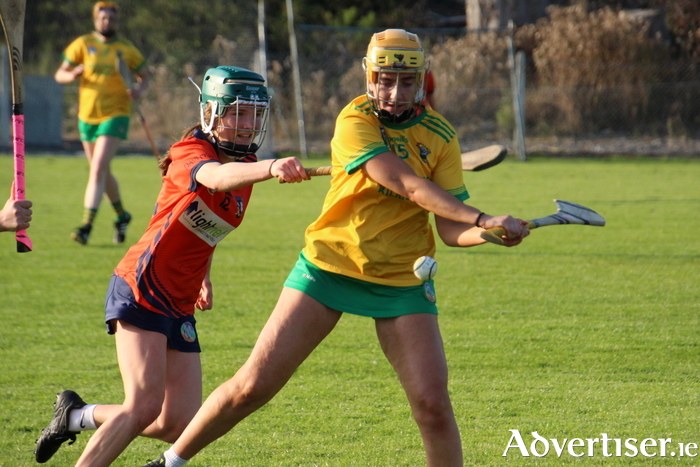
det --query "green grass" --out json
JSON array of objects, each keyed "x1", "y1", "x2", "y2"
[{"x1": 1, "y1": 154, "x2": 699, "y2": 466}]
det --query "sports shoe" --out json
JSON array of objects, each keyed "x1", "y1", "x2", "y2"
[
  {"x1": 114, "y1": 211, "x2": 132, "y2": 244},
  {"x1": 70, "y1": 224, "x2": 92, "y2": 245},
  {"x1": 140, "y1": 454, "x2": 166, "y2": 466},
  {"x1": 35, "y1": 390, "x2": 87, "y2": 463}
]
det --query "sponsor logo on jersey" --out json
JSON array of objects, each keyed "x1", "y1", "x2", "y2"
[
  {"x1": 385, "y1": 135, "x2": 410, "y2": 144},
  {"x1": 377, "y1": 185, "x2": 409, "y2": 200},
  {"x1": 179, "y1": 197, "x2": 236, "y2": 246}
]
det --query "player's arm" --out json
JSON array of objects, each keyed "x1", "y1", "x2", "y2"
[
  {"x1": 363, "y1": 151, "x2": 528, "y2": 240},
  {"x1": 196, "y1": 256, "x2": 213, "y2": 311},
  {"x1": 131, "y1": 65, "x2": 152, "y2": 100},
  {"x1": 434, "y1": 215, "x2": 525, "y2": 247},
  {"x1": 195, "y1": 156, "x2": 310, "y2": 192},
  {"x1": 54, "y1": 60, "x2": 83, "y2": 84}
]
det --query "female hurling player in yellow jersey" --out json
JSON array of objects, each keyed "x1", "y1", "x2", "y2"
[{"x1": 139, "y1": 29, "x2": 530, "y2": 467}]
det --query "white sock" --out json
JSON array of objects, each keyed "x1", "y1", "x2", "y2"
[
  {"x1": 67, "y1": 404, "x2": 98, "y2": 431},
  {"x1": 164, "y1": 447, "x2": 189, "y2": 467}
]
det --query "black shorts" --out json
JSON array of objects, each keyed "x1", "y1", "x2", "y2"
[{"x1": 104, "y1": 275, "x2": 201, "y2": 353}]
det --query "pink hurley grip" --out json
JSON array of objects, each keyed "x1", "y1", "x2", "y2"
[
  {"x1": 13, "y1": 114, "x2": 32, "y2": 252},
  {"x1": 13, "y1": 115, "x2": 25, "y2": 200}
]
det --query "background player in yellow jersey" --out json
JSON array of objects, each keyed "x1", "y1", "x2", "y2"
[
  {"x1": 139, "y1": 29, "x2": 530, "y2": 467},
  {"x1": 55, "y1": 1, "x2": 151, "y2": 245}
]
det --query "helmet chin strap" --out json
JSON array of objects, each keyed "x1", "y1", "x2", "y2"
[
  {"x1": 215, "y1": 138, "x2": 260, "y2": 158},
  {"x1": 201, "y1": 102, "x2": 218, "y2": 134},
  {"x1": 376, "y1": 107, "x2": 415, "y2": 124}
]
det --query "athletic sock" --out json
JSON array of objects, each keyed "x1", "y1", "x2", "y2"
[
  {"x1": 111, "y1": 200, "x2": 126, "y2": 220},
  {"x1": 81, "y1": 208, "x2": 98, "y2": 226},
  {"x1": 164, "y1": 447, "x2": 189, "y2": 467},
  {"x1": 67, "y1": 404, "x2": 98, "y2": 432}
]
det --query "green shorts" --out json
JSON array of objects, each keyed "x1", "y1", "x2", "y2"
[
  {"x1": 284, "y1": 253, "x2": 438, "y2": 318},
  {"x1": 79, "y1": 116, "x2": 130, "y2": 142}
]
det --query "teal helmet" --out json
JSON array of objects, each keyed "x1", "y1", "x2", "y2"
[{"x1": 194, "y1": 66, "x2": 271, "y2": 157}]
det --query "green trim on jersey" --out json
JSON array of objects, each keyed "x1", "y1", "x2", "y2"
[
  {"x1": 353, "y1": 99, "x2": 374, "y2": 115},
  {"x1": 419, "y1": 114, "x2": 457, "y2": 144},
  {"x1": 346, "y1": 143, "x2": 390, "y2": 174},
  {"x1": 449, "y1": 185, "x2": 470, "y2": 200}
]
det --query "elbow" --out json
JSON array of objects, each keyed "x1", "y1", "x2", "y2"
[
  {"x1": 200, "y1": 174, "x2": 225, "y2": 193},
  {"x1": 209, "y1": 180, "x2": 228, "y2": 193},
  {"x1": 209, "y1": 177, "x2": 248, "y2": 193},
  {"x1": 403, "y1": 182, "x2": 426, "y2": 206}
]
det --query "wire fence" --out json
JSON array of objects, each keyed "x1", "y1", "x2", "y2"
[{"x1": 43, "y1": 24, "x2": 700, "y2": 158}]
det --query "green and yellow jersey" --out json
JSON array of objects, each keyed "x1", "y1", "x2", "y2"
[
  {"x1": 302, "y1": 95, "x2": 470, "y2": 286},
  {"x1": 62, "y1": 33, "x2": 145, "y2": 124}
]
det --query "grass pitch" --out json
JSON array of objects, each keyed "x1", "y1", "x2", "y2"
[{"x1": 1, "y1": 154, "x2": 699, "y2": 466}]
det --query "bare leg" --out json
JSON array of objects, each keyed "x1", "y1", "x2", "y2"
[
  {"x1": 172, "y1": 287, "x2": 342, "y2": 460},
  {"x1": 90, "y1": 349, "x2": 202, "y2": 442},
  {"x1": 75, "y1": 321, "x2": 202, "y2": 467},
  {"x1": 82, "y1": 135, "x2": 122, "y2": 210},
  {"x1": 375, "y1": 314, "x2": 463, "y2": 467}
]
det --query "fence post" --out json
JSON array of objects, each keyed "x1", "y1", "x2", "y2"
[
  {"x1": 515, "y1": 50, "x2": 526, "y2": 161},
  {"x1": 507, "y1": 22, "x2": 527, "y2": 161},
  {"x1": 285, "y1": 0, "x2": 308, "y2": 159},
  {"x1": 256, "y1": 0, "x2": 275, "y2": 159}
]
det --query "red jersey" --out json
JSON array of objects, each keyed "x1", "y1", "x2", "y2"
[{"x1": 114, "y1": 132, "x2": 255, "y2": 318}]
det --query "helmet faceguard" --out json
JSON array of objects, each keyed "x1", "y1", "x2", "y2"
[
  {"x1": 191, "y1": 66, "x2": 271, "y2": 158},
  {"x1": 363, "y1": 29, "x2": 429, "y2": 124}
]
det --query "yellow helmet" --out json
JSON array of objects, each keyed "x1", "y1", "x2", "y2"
[
  {"x1": 93, "y1": 1, "x2": 118, "y2": 19},
  {"x1": 363, "y1": 29, "x2": 429, "y2": 122}
]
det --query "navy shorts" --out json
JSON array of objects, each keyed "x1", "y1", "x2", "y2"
[{"x1": 104, "y1": 275, "x2": 201, "y2": 353}]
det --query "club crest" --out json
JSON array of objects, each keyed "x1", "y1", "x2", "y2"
[
  {"x1": 423, "y1": 282, "x2": 436, "y2": 302},
  {"x1": 180, "y1": 322, "x2": 197, "y2": 342},
  {"x1": 417, "y1": 143, "x2": 431, "y2": 163}
]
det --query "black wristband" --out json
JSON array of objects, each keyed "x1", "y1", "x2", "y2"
[{"x1": 475, "y1": 212, "x2": 485, "y2": 228}]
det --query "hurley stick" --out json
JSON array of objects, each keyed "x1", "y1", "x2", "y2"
[{"x1": 0, "y1": 0, "x2": 31, "y2": 252}]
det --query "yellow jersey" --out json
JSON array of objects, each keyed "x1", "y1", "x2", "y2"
[
  {"x1": 302, "y1": 95, "x2": 470, "y2": 286},
  {"x1": 62, "y1": 33, "x2": 146, "y2": 124}
]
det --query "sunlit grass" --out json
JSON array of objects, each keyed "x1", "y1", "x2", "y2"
[{"x1": 1, "y1": 155, "x2": 698, "y2": 466}]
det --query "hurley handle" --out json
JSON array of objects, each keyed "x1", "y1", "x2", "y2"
[{"x1": 480, "y1": 220, "x2": 536, "y2": 245}]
